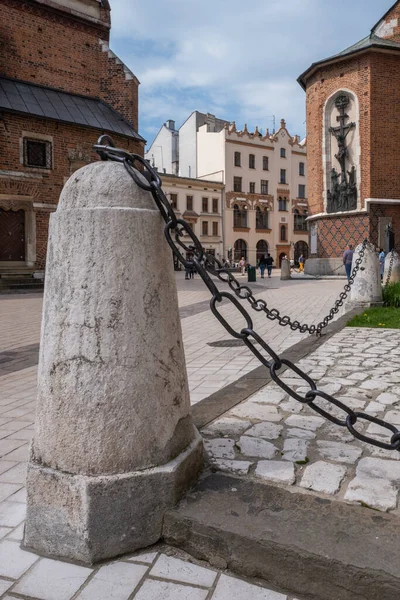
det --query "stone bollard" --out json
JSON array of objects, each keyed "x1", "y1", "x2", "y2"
[
  {"x1": 280, "y1": 258, "x2": 291, "y2": 280},
  {"x1": 24, "y1": 162, "x2": 203, "y2": 564},
  {"x1": 384, "y1": 250, "x2": 400, "y2": 283},
  {"x1": 350, "y1": 242, "x2": 382, "y2": 305}
]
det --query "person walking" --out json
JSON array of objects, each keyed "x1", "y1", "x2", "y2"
[
  {"x1": 265, "y1": 253, "x2": 274, "y2": 278},
  {"x1": 343, "y1": 244, "x2": 354, "y2": 281},
  {"x1": 239, "y1": 256, "x2": 246, "y2": 276},
  {"x1": 379, "y1": 248, "x2": 386, "y2": 281},
  {"x1": 259, "y1": 254, "x2": 267, "y2": 278},
  {"x1": 298, "y1": 254, "x2": 305, "y2": 273}
]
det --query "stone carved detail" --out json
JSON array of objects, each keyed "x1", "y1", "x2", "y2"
[{"x1": 327, "y1": 94, "x2": 357, "y2": 213}]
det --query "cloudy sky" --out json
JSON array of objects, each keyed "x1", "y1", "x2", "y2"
[{"x1": 109, "y1": 0, "x2": 393, "y2": 146}]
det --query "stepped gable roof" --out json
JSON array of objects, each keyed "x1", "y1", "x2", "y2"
[
  {"x1": 0, "y1": 76, "x2": 145, "y2": 141},
  {"x1": 298, "y1": 33, "x2": 400, "y2": 90},
  {"x1": 371, "y1": 0, "x2": 400, "y2": 33}
]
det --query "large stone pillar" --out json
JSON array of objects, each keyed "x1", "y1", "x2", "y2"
[
  {"x1": 384, "y1": 250, "x2": 400, "y2": 283},
  {"x1": 24, "y1": 161, "x2": 203, "y2": 564},
  {"x1": 350, "y1": 242, "x2": 382, "y2": 305},
  {"x1": 280, "y1": 258, "x2": 291, "y2": 280}
]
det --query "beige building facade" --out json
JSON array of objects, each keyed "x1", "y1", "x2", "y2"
[
  {"x1": 197, "y1": 119, "x2": 308, "y2": 267},
  {"x1": 160, "y1": 173, "x2": 224, "y2": 265}
]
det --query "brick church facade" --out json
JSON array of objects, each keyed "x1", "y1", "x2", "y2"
[
  {"x1": 0, "y1": 0, "x2": 144, "y2": 276},
  {"x1": 298, "y1": 1, "x2": 400, "y2": 272}
]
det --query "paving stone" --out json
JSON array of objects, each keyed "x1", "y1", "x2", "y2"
[
  {"x1": 282, "y1": 439, "x2": 309, "y2": 463},
  {"x1": 369, "y1": 447, "x2": 400, "y2": 461},
  {"x1": 356, "y1": 457, "x2": 400, "y2": 481},
  {"x1": 0, "y1": 539, "x2": 38, "y2": 578},
  {"x1": 255, "y1": 461, "x2": 296, "y2": 485},
  {"x1": 0, "y1": 527, "x2": 12, "y2": 540},
  {"x1": 202, "y1": 418, "x2": 251, "y2": 437},
  {"x1": 212, "y1": 573, "x2": 287, "y2": 600},
  {"x1": 366, "y1": 422, "x2": 393, "y2": 438},
  {"x1": 0, "y1": 482, "x2": 22, "y2": 501},
  {"x1": 134, "y1": 580, "x2": 209, "y2": 600},
  {"x1": 7, "y1": 522, "x2": 24, "y2": 541},
  {"x1": 245, "y1": 422, "x2": 283, "y2": 440},
  {"x1": 14, "y1": 557, "x2": 92, "y2": 600},
  {"x1": 150, "y1": 554, "x2": 217, "y2": 587},
  {"x1": 127, "y1": 551, "x2": 158, "y2": 564},
  {"x1": 345, "y1": 372, "x2": 369, "y2": 381},
  {"x1": 385, "y1": 410, "x2": 400, "y2": 425},
  {"x1": 77, "y1": 561, "x2": 148, "y2": 600},
  {"x1": 237, "y1": 436, "x2": 278, "y2": 459},
  {"x1": 365, "y1": 401, "x2": 385, "y2": 415},
  {"x1": 230, "y1": 403, "x2": 282, "y2": 422},
  {"x1": 0, "y1": 579, "x2": 12, "y2": 595},
  {"x1": 249, "y1": 389, "x2": 286, "y2": 405},
  {"x1": 316, "y1": 441, "x2": 363, "y2": 464},
  {"x1": 344, "y1": 475, "x2": 398, "y2": 511},
  {"x1": 360, "y1": 380, "x2": 391, "y2": 391},
  {"x1": 335, "y1": 396, "x2": 366, "y2": 410},
  {"x1": 204, "y1": 439, "x2": 236, "y2": 459},
  {"x1": 0, "y1": 500, "x2": 26, "y2": 526},
  {"x1": 300, "y1": 461, "x2": 347, "y2": 495},
  {"x1": 286, "y1": 428, "x2": 315, "y2": 440},
  {"x1": 214, "y1": 460, "x2": 253, "y2": 475},
  {"x1": 285, "y1": 415, "x2": 325, "y2": 431},
  {"x1": 279, "y1": 399, "x2": 303, "y2": 413},
  {"x1": 0, "y1": 461, "x2": 17, "y2": 475},
  {"x1": 0, "y1": 462, "x2": 26, "y2": 484},
  {"x1": 376, "y1": 392, "x2": 399, "y2": 406}
]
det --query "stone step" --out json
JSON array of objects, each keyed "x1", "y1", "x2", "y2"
[{"x1": 163, "y1": 472, "x2": 400, "y2": 600}]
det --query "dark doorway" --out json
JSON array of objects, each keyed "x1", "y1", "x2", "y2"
[
  {"x1": 0, "y1": 209, "x2": 25, "y2": 261},
  {"x1": 294, "y1": 241, "x2": 309, "y2": 263}
]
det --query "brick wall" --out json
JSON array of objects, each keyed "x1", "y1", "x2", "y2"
[
  {"x1": 374, "y1": 2, "x2": 400, "y2": 42},
  {"x1": 312, "y1": 214, "x2": 369, "y2": 258}
]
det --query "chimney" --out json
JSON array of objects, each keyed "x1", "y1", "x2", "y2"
[{"x1": 166, "y1": 120, "x2": 175, "y2": 131}]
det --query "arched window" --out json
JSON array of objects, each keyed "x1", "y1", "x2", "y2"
[
  {"x1": 256, "y1": 240, "x2": 269, "y2": 263},
  {"x1": 233, "y1": 203, "x2": 248, "y2": 228},
  {"x1": 256, "y1": 206, "x2": 269, "y2": 229},
  {"x1": 278, "y1": 197, "x2": 287, "y2": 211},
  {"x1": 234, "y1": 239, "x2": 247, "y2": 262},
  {"x1": 294, "y1": 241, "x2": 309, "y2": 262},
  {"x1": 280, "y1": 224, "x2": 287, "y2": 242}
]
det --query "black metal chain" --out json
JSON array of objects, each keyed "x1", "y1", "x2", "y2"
[{"x1": 93, "y1": 137, "x2": 400, "y2": 452}]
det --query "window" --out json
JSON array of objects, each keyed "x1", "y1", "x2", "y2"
[
  {"x1": 249, "y1": 154, "x2": 255, "y2": 169},
  {"x1": 202, "y1": 197, "x2": 209, "y2": 213},
  {"x1": 212, "y1": 198, "x2": 218, "y2": 213},
  {"x1": 202, "y1": 221, "x2": 208, "y2": 235},
  {"x1": 234, "y1": 151, "x2": 241, "y2": 166},
  {"x1": 278, "y1": 197, "x2": 288, "y2": 211},
  {"x1": 23, "y1": 138, "x2": 52, "y2": 169},
  {"x1": 186, "y1": 195, "x2": 193, "y2": 211},
  {"x1": 280, "y1": 169, "x2": 287, "y2": 184},
  {"x1": 233, "y1": 204, "x2": 248, "y2": 228},
  {"x1": 249, "y1": 182, "x2": 255, "y2": 194},
  {"x1": 260, "y1": 180, "x2": 268, "y2": 195},
  {"x1": 212, "y1": 221, "x2": 218, "y2": 236},
  {"x1": 233, "y1": 176, "x2": 242, "y2": 192},
  {"x1": 280, "y1": 148, "x2": 286, "y2": 158},
  {"x1": 170, "y1": 193, "x2": 178, "y2": 209},
  {"x1": 280, "y1": 224, "x2": 287, "y2": 241},
  {"x1": 299, "y1": 162, "x2": 305, "y2": 176},
  {"x1": 263, "y1": 156, "x2": 269, "y2": 171},
  {"x1": 294, "y1": 209, "x2": 308, "y2": 231},
  {"x1": 298, "y1": 184, "x2": 306, "y2": 198},
  {"x1": 256, "y1": 206, "x2": 269, "y2": 229}
]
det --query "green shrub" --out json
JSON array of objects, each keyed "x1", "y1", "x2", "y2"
[{"x1": 383, "y1": 282, "x2": 400, "y2": 308}]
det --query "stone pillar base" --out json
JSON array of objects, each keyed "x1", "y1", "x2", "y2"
[
  {"x1": 304, "y1": 258, "x2": 346, "y2": 277},
  {"x1": 23, "y1": 432, "x2": 203, "y2": 565}
]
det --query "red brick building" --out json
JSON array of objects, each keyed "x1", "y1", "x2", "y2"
[
  {"x1": 298, "y1": 1, "x2": 400, "y2": 273},
  {"x1": 0, "y1": 0, "x2": 144, "y2": 278}
]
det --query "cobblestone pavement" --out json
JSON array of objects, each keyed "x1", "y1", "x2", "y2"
[{"x1": 202, "y1": 328, "x2": 400, "y2": 513}]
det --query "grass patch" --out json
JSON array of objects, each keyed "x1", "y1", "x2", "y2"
[
  {"x1": 383, "y1": 282, "x2": 400, "y2": 308},
  {"x1": 347, "y1": 306, "x2": 400, "y2": 329}
]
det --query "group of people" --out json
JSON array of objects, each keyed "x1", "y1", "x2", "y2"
[{"x1": 343, "y1": 244, "x2": 387, "y2": 281}]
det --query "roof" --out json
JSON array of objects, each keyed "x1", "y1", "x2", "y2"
[
  {"x1": 0, "y1": 77, "x2": 145, "y2": 141},
  {"x1": 371, "y1": 1, "x2": 399, "y2": 33},
  {"x1": 298, "y1": 33, "x2": 400, "y2": 90}
]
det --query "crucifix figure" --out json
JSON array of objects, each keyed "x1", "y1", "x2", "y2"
[{"x1": 327, "y1": 94, "x2": 357, "y2": 213}]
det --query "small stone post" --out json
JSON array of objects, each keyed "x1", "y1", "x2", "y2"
[
  {"x1": 350, "y1": 242, "x2": 382, "y2": 305},
  {"x1": 24, "y1": 162, "x2": 203, "y2": 564},
  {"x1": 281, "y1": 258, "x2": 291, "y2": 280},
  {"x1": 384, "y1": 250, "x2": 400, "y2": 283}
]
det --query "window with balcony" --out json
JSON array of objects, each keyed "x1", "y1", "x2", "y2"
[
  {"x1": 280, "y1": 169, "x2": 287, "y2": 184},
  {"x1": 170, "y1": 193, "x2": 178, "y2": 209},
  {"x1": 299, "y1": 162, "x2": 305, "y2": 176},
  {"x1": 278, "y1": 197, "x2": 287, "y2": 211},
  {"x1": 233, "y1": 176, "x2": 242, "y2": 192},
  {"x1": 263, "y1": 156, "x2": 269, "y2": 171},
  {"x1": 260, "y1": 180, "x2": 268, "y2": 195},
  {"x1": 298, "y1": 184, "x2": 306, "y2": 198},
  {"x1": 202, "y1": 197, "x2": 209, "y2": 213},
  {"x1": 186, "y1": 195, "x2": 193, "y2": 211},
  {"x1": 233, "y1": 204, "x2": 248, "y2": 228},
  {"x1": 202, "y1": 221, "x2": 208, "y2": 235},
  {"x1": 249, "y1": 154, "x2": 255, "y2": 169},
  {"x1": 212, "y1": 221, "x2": 218, "y2": 236},
  {"x1": 256, "y1": 206, "x2": 269, "y2": 229},
  {"x1": 249, "y1": 182, "x2": 255, "y2": 194},
  {"x1": 234, "y1": 151, "x2": 241, "y2": 166},
  {"x1": 212, "y1": 198, "x2": 218, "y2": 213}
]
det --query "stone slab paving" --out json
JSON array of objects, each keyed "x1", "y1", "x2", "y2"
[{"x1": 202, "y1": 327, "x2": 400, "y2": 513}]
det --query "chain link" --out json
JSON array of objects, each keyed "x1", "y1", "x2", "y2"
[{"x1": 94, "y1": 139, "x2": 400, "y2": 453}]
